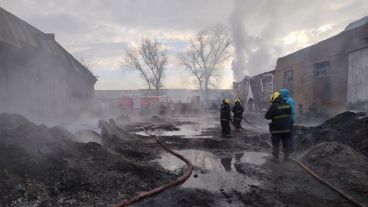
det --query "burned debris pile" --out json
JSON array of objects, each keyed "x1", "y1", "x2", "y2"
[
  {"x1": 293, "y1": 111, "x2": 368, "y2": 205},
  {"x1": 302, "y1": 142, "x2": 368, "y2": 204},
  {"x1": 294, "y1": 111, "x2": 368, "y2": 157},
  {"x1": 0, "y1": 113, "x2": 175, "y2": 207}
]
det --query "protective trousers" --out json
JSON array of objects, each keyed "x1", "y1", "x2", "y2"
[
  {"x1": 233, "y1": 117, "x2": 242, "y2": 129},
  {"x1": 221, "y1": 120, "x2": 230, "y2": 136},
  {"x1": 288, "y1": 121, "x2": 294, "y2": 153},
  {"x1": 271, "y1": 133, "x2": 289, "y2": 159}
]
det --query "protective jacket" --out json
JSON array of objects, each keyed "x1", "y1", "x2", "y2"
[
  {"x1": 265, "y1": 96, "x2": 291, "y2": 134},
  {"x1": 232, "y1": 104, "x2": 244, "y2": 120},
  {"x1": 280, "y1": 89, "x2": 295, "y2": 121},
  {"x1": 220, "y1": 103, "x2": 231, "y2": 121}
]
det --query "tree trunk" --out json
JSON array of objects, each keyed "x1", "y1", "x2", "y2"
[{"x1": 204, "y1": 78, "x2": 209, "y2": 106}]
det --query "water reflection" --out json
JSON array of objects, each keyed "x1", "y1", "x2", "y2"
[
  {"x1": 220, "y1": 158, "x2": 232, "y2": 172},
  {"x1": 155, "y1": 149, "x2": 269, "y2": 192},
  {"x1": 133, "y1": 123, "x2": 215, "y2": 139}
]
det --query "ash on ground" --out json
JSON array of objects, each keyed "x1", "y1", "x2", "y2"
[{"x1": 1, "y1": 111, "x2": 367, "y2": 207}]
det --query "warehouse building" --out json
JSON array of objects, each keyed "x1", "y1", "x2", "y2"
[
  {"x1": 0, "y1": 7, "x2": 96, "y2": 120},
  {"x1": 274, "y1": 16, "x2": 368, "y2": 118},
  {"x1": 233, "y1": 71, "x2": 274, "y2": 112}
]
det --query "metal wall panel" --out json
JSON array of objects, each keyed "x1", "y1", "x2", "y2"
[{"x1": 347, "y1": 47, "x2": 368, "y2": 110}]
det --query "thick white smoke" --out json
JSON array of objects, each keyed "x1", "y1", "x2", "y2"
[
  {"x1": 230, "y1": 0, "x2": 248, "y2": 81},
  {"x1": 230, "y1": 0, "x2": 279, "y2": 81}
]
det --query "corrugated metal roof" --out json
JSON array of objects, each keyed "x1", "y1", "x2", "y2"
[{"x1": 0, "y1": 7, "x2": 96, "y2": 82}]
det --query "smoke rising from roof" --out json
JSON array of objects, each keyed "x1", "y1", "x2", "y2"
[
  {"x1": 230, "y1": 0, "x2": 247, "y2": 81},
  {"x1": 230, "y1": 0, "x2": 275, "y2": 81},
  {"x1": 229, "y1": 0, "x2": 368, "y2": 82}
]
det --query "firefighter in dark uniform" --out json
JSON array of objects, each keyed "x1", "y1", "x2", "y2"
[
  {"x1": 220, "y1": 99, "x2": 231, "y2": 137},
  {"x1": 265, "y1": 92, "x2": 291, "y2": 162},
  {"x1": 232, "y1": 98, "x2": 244, "y2": 130}
]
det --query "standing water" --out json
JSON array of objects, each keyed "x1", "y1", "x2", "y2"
[{"x1": 155, "y1": 150, "x2": 270, "y2": 192}]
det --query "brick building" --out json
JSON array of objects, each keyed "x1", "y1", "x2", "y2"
[{"x1": 274, "y1": 16, "x2": 368, "y2": 118}]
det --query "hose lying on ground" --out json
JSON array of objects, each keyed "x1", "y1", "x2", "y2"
[
  {"x1": 112, "y1": 133, "x2": 193, "y2": 207},
  {"x1": 113, "y1": 120, "x2": 365, "y2": 207},
  {"x1": 242, "y1": 117, "x2": 263, "y2": 130},
  {"x1": 255, "y1": 132, "x2": 366, "y2": 207}
]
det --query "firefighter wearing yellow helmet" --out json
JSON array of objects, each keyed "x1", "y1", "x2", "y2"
[
  {"x1": 232, "y1": 98, "x2": 244, "y2": 130},
  {"x1": 270, "y1": 92, "x2": 281, "y2": 102},
  {"x1": 220, "y1": 99, "x2": 231, "y2": 137},
  {"x1": 265, "y1": 91, "x2": 292, "y2": 162}
]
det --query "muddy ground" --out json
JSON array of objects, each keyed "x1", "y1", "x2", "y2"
[
  {"x1": 130, "y1": 114, "x2": 366, "y2": 207},
  {"x1": 0, "y1": 112, "x2": 367, "y2": 206}
]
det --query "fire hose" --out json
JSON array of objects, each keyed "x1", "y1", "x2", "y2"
[
  {"x1": 112, "y1": 133, "x2": 193, "y2": 207},
  {"x1": 249, "y1": 129, "x2": 366, "y2": 207},
  {"x1": 242, "y1": 117, "x2": 263, "y2": 130},
  {"x1": 112, "y1": 121, "x2": 366, "y2": 207}
]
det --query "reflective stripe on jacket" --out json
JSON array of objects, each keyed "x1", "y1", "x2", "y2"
[{"x1": 265, "y1": 96, "x2": 291, "y2": 134}]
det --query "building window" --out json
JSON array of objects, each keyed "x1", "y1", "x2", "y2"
[
  {"x1": 314, "y1": 61, "x2": 330, "y2": 77},
  {"x1": 284, "y1": 70, "x2": 293, "y2": 83}
]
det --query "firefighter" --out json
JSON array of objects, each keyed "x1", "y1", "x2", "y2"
[
  {"x1": 220, "y1": 99, "x2": 231, "y2": 137},
  {"x1": 280, "y1": 88, "x2": 295, "y2": 154},
  {"x1": 265, "y1": 92, "x2": 291, "y2": 162},
  {"x1": 232, "y1": 98, "x2": 244, "y2": 130}
]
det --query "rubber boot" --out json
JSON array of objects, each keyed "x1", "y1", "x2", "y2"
[
  {"x1": 284, "y1": 155, "x2": 290, "y2": 162},
  {"x1": 271, "y1": 156, "x2": 279, "y2": 163}
]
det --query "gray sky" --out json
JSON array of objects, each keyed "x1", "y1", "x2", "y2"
[{"x1": 1, "y1": 0, "x2": 367, "y2": 89}]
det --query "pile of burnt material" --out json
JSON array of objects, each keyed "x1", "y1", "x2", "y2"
[
  {"x1": 0, "y1": 113, "x2": 174, "y2": 207},
  {"x1": 294, "y1": 111, "x2": 368, "y2": 205},
  {"x1": 294, "y1": 111, "x2": 368, "y2": 157},
  {"x1": 302, "y1": 142, "x2": 368, "y2": 205}
]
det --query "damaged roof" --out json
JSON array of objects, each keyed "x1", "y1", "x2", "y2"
[{"x1": 0, "y1": 6, "x2": 96, "y2": 82}]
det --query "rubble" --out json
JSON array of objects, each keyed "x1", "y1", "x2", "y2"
[
  {"x1": 294, "y1": 111, "x2": 368, "y2": 157},
  {"x1": 0, "y1": 113, "x2": 176, "y2": 206},
  {"x1": 301, "y1": 142, "x2": 368, "y2": 205},
  {"x1": 291, "y1": 111, "x2": 368, "y2": 205},
  {"x1": 1, "y1": 111, "x2": 366, "y2": 207}
]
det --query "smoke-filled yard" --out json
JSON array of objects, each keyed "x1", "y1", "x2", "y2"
[
  {"x1": 0, "y1": 111, "x2": 367, "y2": 206},
  {"x1": 1, "y1": 1, "x2": 368, "y2": 207}
]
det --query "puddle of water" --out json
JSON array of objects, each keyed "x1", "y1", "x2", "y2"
[
  {"x1": 239, "y1": 151, "x2": 270, "y2": 165},
  {"x1": 155, "y1": 150, "x2": 269, "y2": 192},
  {"x1": 133, "y1": 131, "x2": 150, "y2": 137},
  {"x1": 133, "y1": 123, "x2": 216, "y2": 139}
]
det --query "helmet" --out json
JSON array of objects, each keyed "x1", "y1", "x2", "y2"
[
  {"x1": 224, "y1": 98, "x2": 231, "y2": 105},
  {"x1": 234, "y1": 98, "x2": 241, "y2": 104},
  {"x1": 270, "y1": 92, "x2": 281, "y2": 102}
]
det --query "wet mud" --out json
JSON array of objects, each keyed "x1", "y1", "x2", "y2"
[
  {"x1": 129, "y1": 113, "x2": 362, "y2": 207},
  {"x1": 1, "y1": 112, "x2": 366, "y2": 206}
]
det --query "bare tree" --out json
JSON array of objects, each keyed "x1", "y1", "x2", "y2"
[
  {"x1": 180, "y1": 25, "x2": 232, "y2": 104},
  {"x1": 124, "y1": 38, "x2": 168, "y2": 94}
]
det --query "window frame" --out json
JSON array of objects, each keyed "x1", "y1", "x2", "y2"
[
  {"x1": 314, "y1": 61, "x2": 330, "y2": 78},
  {"x1": 284, "y1": 70, "x2": 293, "y2": 84}
]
